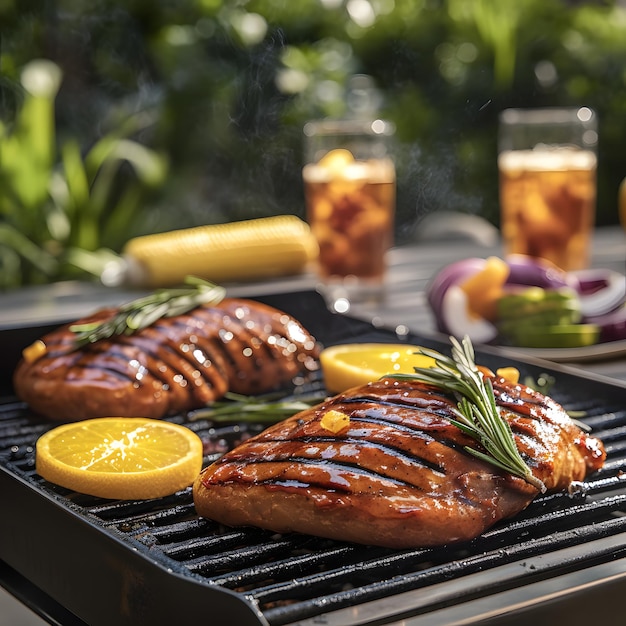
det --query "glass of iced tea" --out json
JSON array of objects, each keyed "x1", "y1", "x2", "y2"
[
  {"x1": 498, "y1": 107, "x2": 598, "y2": 271},
  {"x1": 302, "y1": 118, "x2": 396, "y2": 308}
]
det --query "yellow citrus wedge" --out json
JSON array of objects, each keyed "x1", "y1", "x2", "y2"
[
  {"x1": 320, "y1": 343, "x2": 436, "y2": 393},
  {"x1": 36, "y1": 417, "x2": 203, "y2": 500},
  {"x1": 459, "y1": 256, "x2": 509, "y2": 321},
  {"x1": 318, "y1": 148, "x2": 355, "y2": 172}
]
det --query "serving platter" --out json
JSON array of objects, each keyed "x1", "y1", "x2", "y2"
[{"x1": 494, "y1": 338, "x2": 626, "y2": 363}]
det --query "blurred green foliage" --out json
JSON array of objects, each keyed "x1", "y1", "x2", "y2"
[
  {"x1": 1, "y1": 0, "x2": 625, "y2": 287},
  {"x1": 0, "y1": 59, "x2": 168, "y2": 288}
]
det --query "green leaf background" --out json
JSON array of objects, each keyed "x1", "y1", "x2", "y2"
[{"x1": 1, "y1": 0, "x2": 625, "y2": 288}]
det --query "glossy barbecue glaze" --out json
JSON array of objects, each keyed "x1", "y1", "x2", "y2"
[
  {"x1": 13, "y1": 299, "x2": 320, "y2": 421},
  {"x1": 194, "y1": 373, "x2": 605, "y2": 548}
]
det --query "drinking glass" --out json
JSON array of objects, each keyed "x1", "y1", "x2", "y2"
[
  {"x1": 498, "y1": 107, "x2": 598, "y2": 271},
  {"x1": 302, "y1": 118, "x2": 395, "y2": 310}
]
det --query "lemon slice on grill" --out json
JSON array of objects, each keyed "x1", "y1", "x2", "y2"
[
  {"x1": 36, "y1": 417, "x2": 203, "y2": 500},
  {"x1": 320, "y1": 343, "x2": 436, "y2": 393}
]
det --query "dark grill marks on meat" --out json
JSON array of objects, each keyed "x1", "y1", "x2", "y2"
[
  {"x1": 229, "y1": 431, "x2": 448, "y2": 484},
  {"x1": 12, "y1": 298, "x2": 320, "y2": 421},
  {"x1": 207, "y1": 391, "x2": 478, "y2": 493},
  {"x1": 194, "y1": 374, "x2": 606, "y2": 548}
]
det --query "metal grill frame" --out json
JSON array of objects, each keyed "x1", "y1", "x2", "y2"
[{"x1": 2, "y1": 289, "x2": 626, "y2": 626}]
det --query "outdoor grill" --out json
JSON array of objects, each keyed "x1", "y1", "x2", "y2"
[{"x1": 2, "y1": 289, "x2": 626, "y2": 626}]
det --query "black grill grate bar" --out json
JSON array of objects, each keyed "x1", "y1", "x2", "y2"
[
  {"x1": 593, "y1": 416, "x2": 625, "y2": 432},
  {"x1": 477, "y1": 494, "x2": 626, "y2": 544},
  {"x1": 260, "y1": 517, "x2": 626, "y2": 626},
  {"x1": 95, "y1": 498, "x2": 197, "y2": 528},
  {"x1": 160, "y1": 527, "x2": 273, "y2": 560},
  {"x1": 126, "y1": 513, "x2": 212, "y2": 546},
  {"x1": 601, "y1": 440, "x2": 626, "y2": 456},
  {"x1": 205, "y1": 545, "x2": 363, "y2": 589},
  {"x1": 589, "y1": 425, "x2": 626, "y2": 442},
  {"x1": 127, "y1": 471, "x2": 626, "y2": 567},
  {"x1": 87, "y1": 491, "x2": 195, "y2": 523},
  {"x1": 0, "y1": 423, "x2": 50, "y2": 441},
  {"x1": 184, "y1": 493, "x2": 626, "y2": 599},
  {"x1": 586, "y1": 415, "x2": 626, "y2": 430},
  {"x1": 576, "y1": 472, "x2": 626, "y2": 495},
  {"x1": 560, "y1": 401, "x2": 624, "y2": 418},
  {"x1": 0, "y1": 398, "x2": 30, "y2": 414},
  {"x1": 499, "y1": 482, "x2": 601, "y2": 519},
  {"x1": 594, "y1": 457, "x2": 626, "y2": 475},
  {"x1": 185, "y1": 538, "x2": 301, "y2": 577},
  {"x1": 245, "y1": 544, "x2": 433, "y2": 604},
  {"x1": 578, "y1": 409, "x2": 626, "y2": 429},
  {"x1": 116, "y1": 467, "x2": 626, "y2": 566}
]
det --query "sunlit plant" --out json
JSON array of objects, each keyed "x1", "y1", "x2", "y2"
[{"x1": 0, "y1": 59, "x2": 168, "y2": 289}]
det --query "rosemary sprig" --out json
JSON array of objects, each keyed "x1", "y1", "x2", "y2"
[
  {"x1": 188, "y1": 391, "x2": 328, "y2": 424},
  {"x1": 389, "y1": 336, "x2": 546, "y2": 493},
  {"x1": 69, "y1": 276, "x2": 226, "y2": 348}
]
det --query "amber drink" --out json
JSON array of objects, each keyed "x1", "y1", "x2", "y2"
[
  {"x1": 303, "y1": 119, "x2": 395, "y2": 306},
  {"x1": 498, "y1": 107, "x2": 598, "y2": 271}
]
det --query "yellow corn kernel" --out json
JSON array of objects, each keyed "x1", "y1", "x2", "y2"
[
  {"x1": 22, "y1": 339, "x2": 48, "y2": 363},
  {"x1": 122, "y1": 215, "x2": 319, "y2": 287},
  {"x1": 320, "y1": 409, "x2": 350, "y2": 433},
  {"x1": 496, "y1": 366, "x2": 520, "y2": 385}
]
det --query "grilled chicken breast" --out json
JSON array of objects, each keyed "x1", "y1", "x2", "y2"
[
  {"x1": 194, "y1": 373, "x2": 605, "y2": 548},
  {"x1": 13, "y1": 299, "x2": 319, "y2": 421}
]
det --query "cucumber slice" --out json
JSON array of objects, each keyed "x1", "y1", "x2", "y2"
[
  {"x1": 497, "y1": 287, "x2": 580, "y2": 320},
  {"x1": 502, "y1": 324, "x2": 600, "y2": 349},
  {"x1": 497, "y1": 309, "x2": 582, "y2": 336}
]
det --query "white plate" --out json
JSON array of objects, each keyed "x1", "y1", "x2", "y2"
[{"x1": 496, "y1": 339, "x2": 626, "y2": 363}]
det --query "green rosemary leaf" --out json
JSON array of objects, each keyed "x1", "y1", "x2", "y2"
[
  {"x1": 189, "y1": 390, "x2": 328, "y2": 424},
  {"x1": 388, "y1": 336, "x2": 546, "y2": 493},
  {"x1": 69, "y1": 276, "x2": 226, "y2": 348}
]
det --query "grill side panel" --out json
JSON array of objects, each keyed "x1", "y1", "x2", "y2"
[{"x1": 0, "y1": 464, "x2": 269, "y2": 626}]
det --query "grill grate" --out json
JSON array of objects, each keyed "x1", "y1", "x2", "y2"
[
  {"x1": 2, "y1": 382, "x2": 626, "y2": 626},
  {"x1": 2, "y1": 290, "x2": 626, "y2": 626}
]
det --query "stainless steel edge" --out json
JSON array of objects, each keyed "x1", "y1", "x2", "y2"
[{"x1": 288, "y1": 532, "x2": 626, "y2": 626}]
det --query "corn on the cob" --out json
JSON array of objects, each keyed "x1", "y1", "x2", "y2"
[{"x1": 121, "y1": 215, "x2": 319, "y2": 287}]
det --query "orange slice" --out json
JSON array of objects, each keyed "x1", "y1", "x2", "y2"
[
  {"x1": 318, "y1": 148, "x2": 355, "y2": 172},
  {"x1": 320, "y1": 343, "x2": 435, "y2": 394},
  {"x1": 459, "y1": 255, "x2": 510, "y2": 321},
  {"x1": 36, "y1": 417, "x2": 203, "y2": 500}
]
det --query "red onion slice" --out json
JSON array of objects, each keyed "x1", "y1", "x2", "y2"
[
  {"x1": 426, "y1": 258, "x2": 486, "y2": 331},
  {"x1": 505, "y1": 254, "x2": 579, "y2": 291},
  {"x1": 573, "y1": 269, "x2": 626, "y2": 318},
  {"x1": 438, "y1": 284, "x2": 499, "y2": 343},
  {"x1": 584, "y1": 305, "x2": 626, "y2": 343}
]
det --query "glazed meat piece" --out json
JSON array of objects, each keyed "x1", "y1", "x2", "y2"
[
  {"x1": 194, "y1": 373, "x2": 605, "y2": 548},
  {"x1": 13, "y1": 299, "x2": 319, "y2": 421}
]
